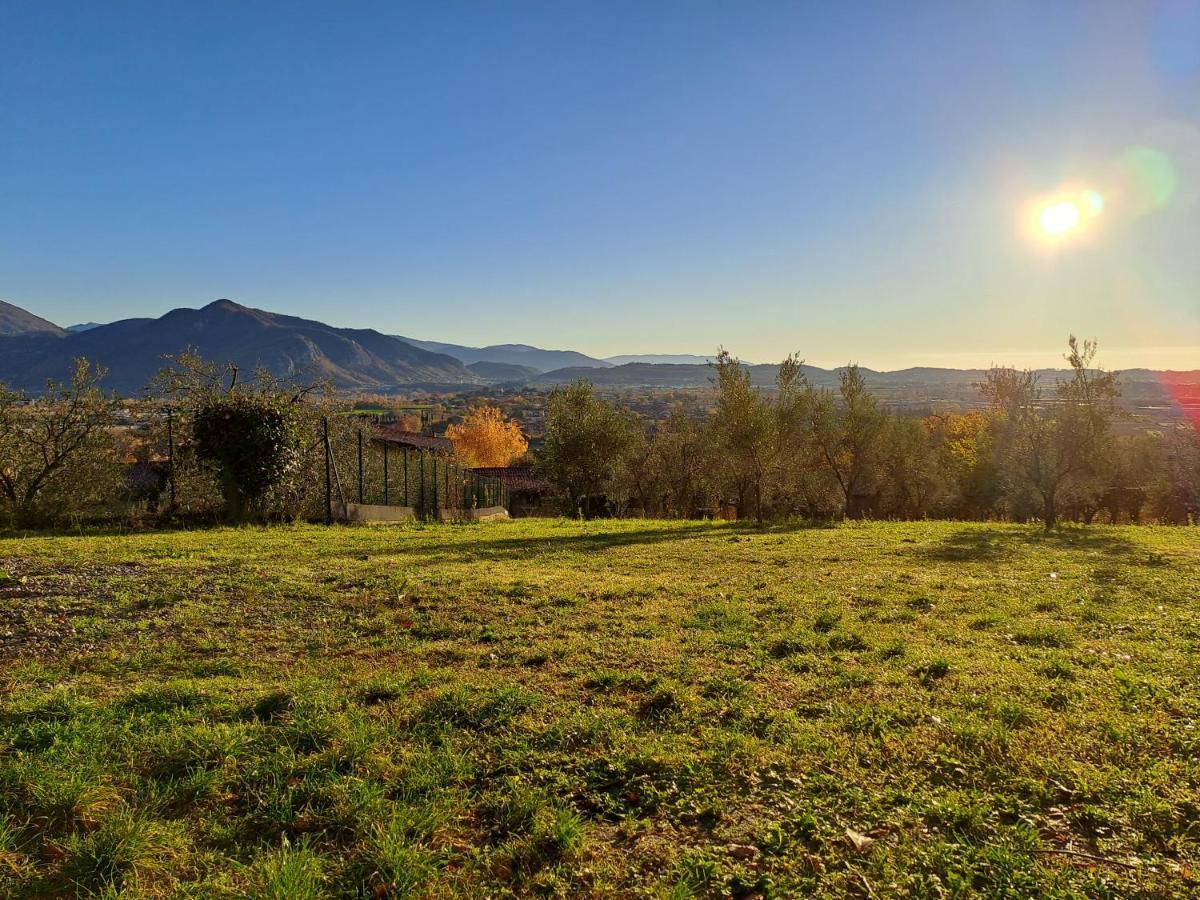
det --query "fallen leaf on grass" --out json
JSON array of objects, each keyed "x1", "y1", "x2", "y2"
[{"x1": 845, "y1": 828, "x2": 874, "y2": 854}]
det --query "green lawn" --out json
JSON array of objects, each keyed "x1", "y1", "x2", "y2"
[{"x1": 1, "y1": 520, "x2": 1197, "y2": 897}]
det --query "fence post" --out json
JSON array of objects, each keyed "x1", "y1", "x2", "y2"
[
  {"x1": 323, "y1": 416, "x2": 332, "y2": 526},
  {"x1": 403, "y1": 448, "x2": 409, "y2": 506},
  {"x1": 420, "y1": 454, "x2": 425, "y2": 517},
  {"x1": 383, "y1": 443, "x2": 389, "y2": 505},
  {"x1": 432, "y1": 457, "x2": 439, "y2": 518},
  {"x1": 165, "y1": 406, "x2": 176, "y2": 513},
  {"x1": 357, "y1": 429, "x2": 364, "y2": 505}
]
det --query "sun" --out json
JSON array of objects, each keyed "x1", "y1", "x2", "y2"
[
  {"x1": 1039, "y1": 200, "x2": 1082, "y2": 236},
  {"x1": 1029, "y1": 188, "x2": 1104, "y2": 243}
]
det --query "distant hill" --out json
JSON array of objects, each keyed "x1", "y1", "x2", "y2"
[
  {"x1": 467, "y1": 360, "x2": 542, "y2": 383},
  {"x1": 534, "y1": 361, "x2": 806, "y2": 388},
  {"x1": 531, "y1": 361, "x2": 876, "y2": 389},
  {"x1": 604, "y1": 353, "x2": 721, "y2": 366},
  {"x1": 0, "y1": 299, "x2": 65, "y2": 336},
  {"x1": 0, "y1": 299, "x2": 478, "y2": 393},
  {"x1": 530, "y1": 362, "x2": 1198, "y2": 415},
  {"x1": 397, "y1": 337, "x2": 610, "y2": 373},
  {"x1": 66, "y1": 322, "x2": 104, "y2": 332}
]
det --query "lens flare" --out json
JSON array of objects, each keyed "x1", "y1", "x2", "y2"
[
  {"x1": 1120, "y1": 146, "x2": 1176, "y2": 212},
  {"x1": 1159, "y1": 371, "x2": 1200, "y2": 430}
]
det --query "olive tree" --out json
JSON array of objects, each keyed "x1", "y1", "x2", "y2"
[
  {"x1": 0, "y1": 359, "x2": 122, "y2": 527},
  {"x1": 540, "y1": 379, "x2": 639, "y2": 517},
  {"x1": 808, "y1": 364, "x2": 885, "y2": 518},
  {"x1": 709, "y1": 349, "x2": 774, "y2": 522},
  {"x1": 983, "y1": 336, "x2": 1120, "y2": 530}
]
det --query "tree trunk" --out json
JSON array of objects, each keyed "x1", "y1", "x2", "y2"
[
  {"x1": 1041, "y1": 493, "x2": 1057, "y2": 531},
  {"x1": 220, "y1": 470, "x2": 249, "y2": 523},
  {"x1": 12, "y1": 502, "x2": 40, "y2": 530}
]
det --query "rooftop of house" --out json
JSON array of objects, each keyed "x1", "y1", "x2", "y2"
[
  {"x1": 470, "y1": 465, "x2": 553, "y2": 493},
  {"x1": 373, "y1": 426, "x2": 454, "y2": 454}
]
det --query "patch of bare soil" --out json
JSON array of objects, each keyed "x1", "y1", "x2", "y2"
[{"x1": 0, "y1": 559, "x2": 157, "y2": 659}]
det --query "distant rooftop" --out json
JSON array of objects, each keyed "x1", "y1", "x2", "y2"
[
  {"x1": 374, "y1": 426, "x2": 453, "y2": 453},
  {"x1": 470, "y1": 466, "x2": 552, "y2": 493}
]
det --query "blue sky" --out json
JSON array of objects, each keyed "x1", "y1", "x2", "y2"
[{"x1": 2, "y1": 1, "x2": 1198, "y2": 369}]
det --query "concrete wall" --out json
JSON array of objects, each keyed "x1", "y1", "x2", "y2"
[
  {"x1": 436, "y1": 506, "x2": 510, "y2": 522},
  {"x1": 337, "y1": 503, "x2": 508, "y2": 523},
  {"x1": 338, "y1": 503, "x2": 416, "y2": 523}
]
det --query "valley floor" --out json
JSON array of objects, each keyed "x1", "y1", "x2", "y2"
[{"x1": 1, "y1": 520, "x2": 1198, "y2": 897}]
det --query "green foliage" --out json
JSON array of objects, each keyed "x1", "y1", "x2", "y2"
[
  {"x1": 983, "y1": 336, "x2": 1122, "y2": 529},
  {"x1": 809, "y1": 363, "x2": 887, "y2": 517},
  {"x1": 710, "y1": 348, "x2": 776, "y2": 521},
  {"x1": 192, "y1": 393, "x2": 301, "y2": 520},
  {"x1": 0, "y1": 358, "x2": 123, "y2": 527},
  {"x1": 540, "y1": 379, "x2": 639, "y2": 515}
]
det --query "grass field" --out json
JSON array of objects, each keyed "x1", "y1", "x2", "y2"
[{"x1": 1, "y1": 520, "x2": 1198, "y2": 897}]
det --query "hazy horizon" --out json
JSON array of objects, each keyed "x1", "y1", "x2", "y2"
[
  {"x1": 3, "y1": 2, "x2": 1198, "y2": 371},
  {"x1": 6, "y1": 293, "x2": 1197, "y2": 373}
]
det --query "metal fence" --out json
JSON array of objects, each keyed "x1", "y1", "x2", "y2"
[
  {"x1": 106, "y1": 408, "x2": 506, "y2": 525},
  {"x1": 321, "y1": 420, "x2": 507, "y2": 523}
]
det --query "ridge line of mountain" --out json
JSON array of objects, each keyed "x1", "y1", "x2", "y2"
[{"x1": 1, "y1": 298, "x2": 1196, "y2": 395}]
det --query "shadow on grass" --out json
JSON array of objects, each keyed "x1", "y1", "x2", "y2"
[
  {"x1": 376, "y1": 519, "x2": 836, "y2": 563},
  {"x1": 920, "y1": 526, "x2": 1139, "y2": 563}
]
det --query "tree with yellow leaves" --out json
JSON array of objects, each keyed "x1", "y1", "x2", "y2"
[
  {"x1": 446, "y1": 406, "x2": 528, "y2": 467},
  {"x1": 923, "y1": 409, "x2": 1000, "y2": 518}
]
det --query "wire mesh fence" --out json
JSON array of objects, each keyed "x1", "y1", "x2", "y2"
[
  {"x1": 79, "y1": 405, "x2": 507, "y2": 526},
  {"x1": 322, "y1": 421, "x2": 508, "y2": 521}
]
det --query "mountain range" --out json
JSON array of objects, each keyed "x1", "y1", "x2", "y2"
[
  {"x1": 603, "y1": 353, "x2": 720, "y2": 366},
  {"x1": 0, "y1": 300, "x2": 1195, "y2": 410},
  {"x1": 395, "y1": 336, "x2": 611, "y2": 372},
  {"x1": 0, "y1": 299, "x2": 476, "y2": 393}
]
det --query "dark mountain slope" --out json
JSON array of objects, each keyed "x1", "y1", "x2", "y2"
[
  {"x1": 0, "y1": 299, "x2": 477, "y2": 393},
  {"x1": 467, "y1": 360, "x2": 542, "y2": 382},
  {"x1": 396, "y1": 337, "x2": 610, "y2": 372},
  {"x1": 0, "y1": 300, "x2": 66, "y2": 336}
]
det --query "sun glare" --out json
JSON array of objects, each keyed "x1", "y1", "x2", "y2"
[
  {"x1": 1039, "y1": 200, "x2": 1081, "y2": 235},
  {"x1": 1029, "y1": 188, "x2": 1104, "y2": 243}
]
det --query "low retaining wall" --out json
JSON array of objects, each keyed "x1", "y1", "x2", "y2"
[
  {"x1": 338, "y1": 503, "x2": 416, "y2": 523},
  {"x1": 336, "y1": 504, "x2": 509, "y2": 523},
  {"x1": 437, "y1": 506, "x2": 510, "y2": 522}
]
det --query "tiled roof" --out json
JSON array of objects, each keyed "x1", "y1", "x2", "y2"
[
  {"x1": 470, "y1": 466, "x2": 553, "y2": 493},
  {"x1": 373, "y1": 427, "x2": 453, "y2": 453}
]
